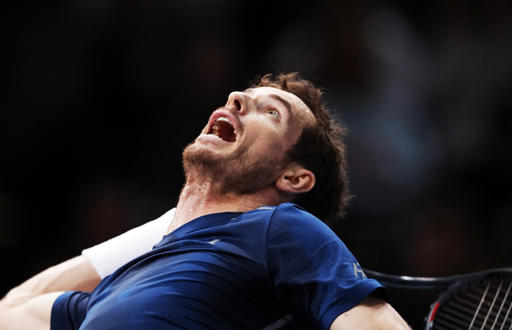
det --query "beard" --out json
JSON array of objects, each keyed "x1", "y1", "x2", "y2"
[{"x1": 182, "y1": 141, "x2": 285, "y2": 195}]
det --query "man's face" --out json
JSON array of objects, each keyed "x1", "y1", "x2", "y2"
[{"x1": 183, "y1": 86, "x2": 315, "y2": 194}]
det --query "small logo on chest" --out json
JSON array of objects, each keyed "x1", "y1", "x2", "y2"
[{"x1": 208, "y1": 239, "x2": 221, "y2": 245}]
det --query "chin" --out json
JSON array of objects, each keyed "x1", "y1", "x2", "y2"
[
  {"x1": 182, "y1": 143, "x2": 284, "y2": 195},
  {"x1": 182, "y1": 142, "x2": 222, "y2": 175},
  {"x1": 183, "y1": 142, "x2": 210, "y2": 165}
]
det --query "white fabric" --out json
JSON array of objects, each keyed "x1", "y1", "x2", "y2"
[{"x1": 82, "y1": 208, "x2": 175, "y2": 279}]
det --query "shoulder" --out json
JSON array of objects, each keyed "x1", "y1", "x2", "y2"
[
  {"x1": 271, "y1": 203, "x2": 323, "y2": 226},
  {"x1": 273, "y1": 202, "x2": 314, "y2": 219},
  {"x1": 264, "y1": 204, "x2": 388, "y2": 329},
  {"x1": 269, "y1": 202, "x2": 340, "y2": 242},
  {"x1": 266, "y1": 203, "x2": 355, "y2": 267},
  {"x1": 232, "y1": 203, "x2": 321, "y2": 237}
]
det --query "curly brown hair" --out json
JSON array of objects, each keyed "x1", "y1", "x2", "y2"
[{"x1": 252, "y1": 72, "x2": 351, "y2": 222}]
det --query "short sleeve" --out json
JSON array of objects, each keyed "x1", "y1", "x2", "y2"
[
  {"x1": 51, "y1": 291, "x2": 90, "y2": 330},
  {"x1": 266, "y1": 203, "x2": 385, "y2": 330}
]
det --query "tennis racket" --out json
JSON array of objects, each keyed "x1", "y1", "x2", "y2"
[{"x1": 365, "y1": 268, "x2": 512, "y2": 330}]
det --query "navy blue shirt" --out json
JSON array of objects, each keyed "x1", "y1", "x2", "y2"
[{"x1": 51, "y1": 203, "x2": 384, "y2": 329}]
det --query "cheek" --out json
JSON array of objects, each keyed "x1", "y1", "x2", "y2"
[
  {"x1": 251, "y1": 135, "x2": 288, "y2": 159},
  {"x1": 243, "y1": 118, "x2": 291, "y2": 154}
]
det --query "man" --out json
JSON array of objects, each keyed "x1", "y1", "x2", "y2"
[{"x1": 0, "y1": 73, "x2": 409, "y2": 329}]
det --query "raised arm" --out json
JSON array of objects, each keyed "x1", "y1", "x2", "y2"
[
  {"x1": 0, "y1": 255, "x2": 99, "y2": 330},
  {"x1": 1, "y1": 208, "x2": 174, "y2": 330},
  {"x1": 330, "y1": 296, "x2": 410, "y2": 330}
]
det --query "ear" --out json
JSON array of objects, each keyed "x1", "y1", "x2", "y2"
[{"x1": 276, "y1": 164, "x2": 316, "y2": 194}]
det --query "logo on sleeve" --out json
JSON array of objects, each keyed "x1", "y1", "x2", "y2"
[{"x1": 353, "y1": 262, "x2": 367, "y2": 279}]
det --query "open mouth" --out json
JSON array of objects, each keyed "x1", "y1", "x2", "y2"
[{"x1": 208, "y1": 117, "x2": 237, "y2": 142}]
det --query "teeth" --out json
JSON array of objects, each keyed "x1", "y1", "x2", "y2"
[
  {"x1": 207, "y1": 115, "x2": 237, "y2": 142},
  {"x1": 216, "y1": 117, "x2": 231, "y2": 124}
]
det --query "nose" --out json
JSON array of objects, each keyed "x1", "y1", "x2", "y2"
[{"x1": 226, "y1": 91, "x2": 247, "y2": 114}]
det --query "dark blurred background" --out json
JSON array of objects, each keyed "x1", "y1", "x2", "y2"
[{"x1": 2, "y1": 0, "x2": 512, "y2": 327}]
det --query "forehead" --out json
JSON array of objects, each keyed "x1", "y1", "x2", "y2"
[{"x1": 245, "y1": 87, "x2": 315, "y2": 124}]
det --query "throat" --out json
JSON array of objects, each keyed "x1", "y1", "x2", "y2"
[{"x1": 170, "y1": 182, "x2": 276, "y2": 234}]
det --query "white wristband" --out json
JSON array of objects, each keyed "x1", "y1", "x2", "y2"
[{"x1": 82, "y1": 208, "x2": 175, "y2": 279}]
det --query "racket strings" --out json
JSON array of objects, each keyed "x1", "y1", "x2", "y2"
[
  {"x1": 482, "y1": 280, "x2": 508, "y2": 329},
  {"x1": 468, "y1": 279, "x2": 512, "y2": 329},
  {"x1": 490, "y1": 281, "x2": 511, "y2": 329},
  {"x1": 434, "y1": 286, "x2": 489, "y2": 329},
  {"x1": 432, "y1": 277, "x2": 512, "y2": 330},
  {"x1": 499, "y1": 295, "x2": 512, "y2": 330},
  {"x1": 497, "y1": 281, "x2": 512, "y2": 330},
  {"x1": 468, "y1": 281, "x2": 491, "y2": 329}
]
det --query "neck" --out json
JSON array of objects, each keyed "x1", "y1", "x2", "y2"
[{"x1": 166, "y1": 176, "x2": 283, "y2": 234}]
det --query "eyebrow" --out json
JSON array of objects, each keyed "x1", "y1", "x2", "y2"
[
  {"x1": 269, "y1": 93, "x2": 293, "y2": 119},
  {"x1": 245, "y1": 88, "x2": 293, "y2": 119}
]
